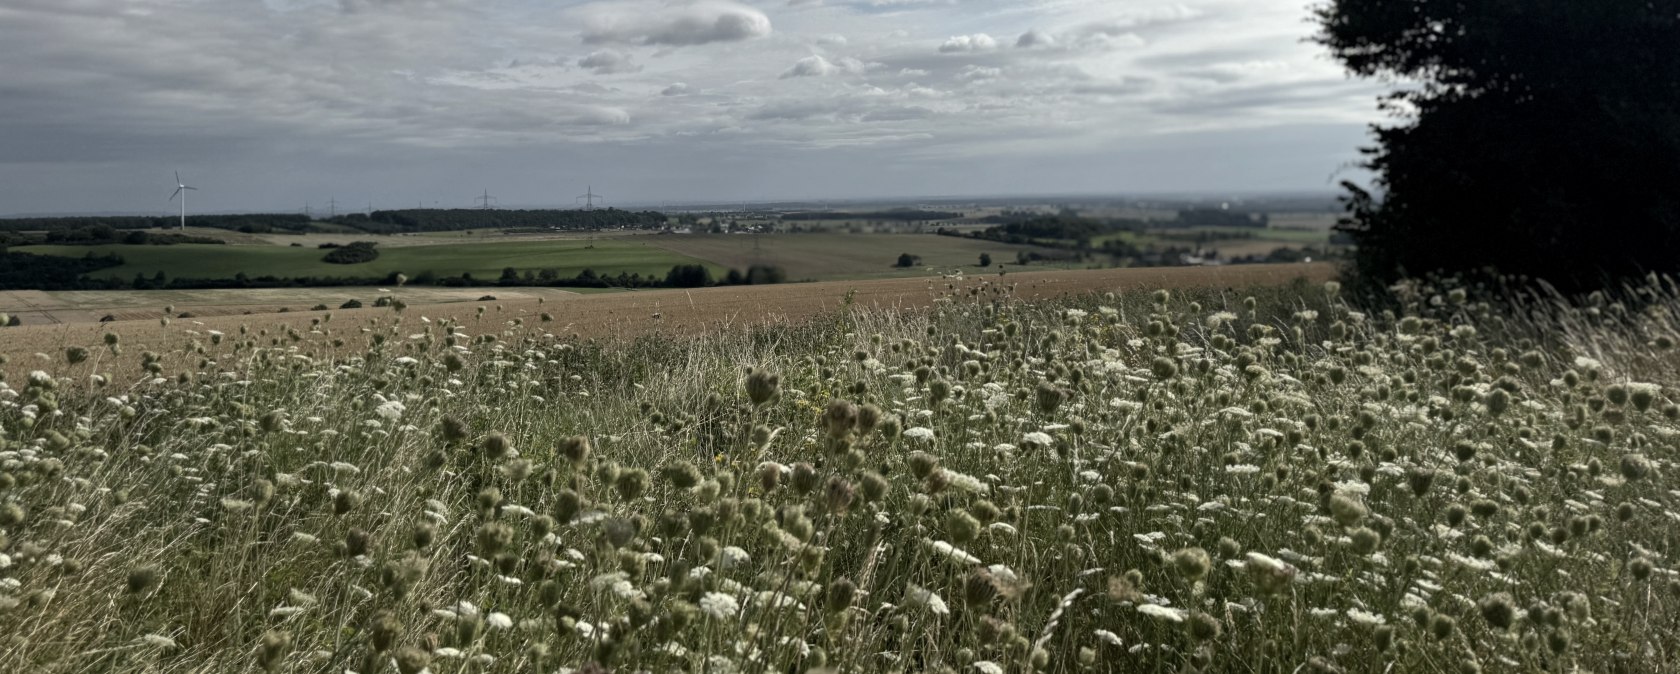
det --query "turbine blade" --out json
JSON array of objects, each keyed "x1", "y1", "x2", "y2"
[
  {"x1": 175, "y1": 170, "x2": 181, "y2": 184},
  {"x1": 170, "y1": 187, "x2": 183, "y2": 200},
  {"x1": 184, "y1": 186, "x2": 198, "y2": 191}
]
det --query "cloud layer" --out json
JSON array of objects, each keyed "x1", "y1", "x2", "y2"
[{"x1": 0, "y1": 0, "x2": 1382, "y2": 212}]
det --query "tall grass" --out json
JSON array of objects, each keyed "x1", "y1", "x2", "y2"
[{"x1": 1, "y1": 274, "x2": 1678, "y2": 672}]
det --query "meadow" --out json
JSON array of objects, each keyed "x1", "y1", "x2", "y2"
[
  {"x1": 0, "y1": 267, "x2": 1676, "y2": 672},
  {"x1": 17, "y1": 239, "x2": 716, "y2": 283},
  {"x1": 643, "y1": 233, "x2": 1082, "y2": 281}
]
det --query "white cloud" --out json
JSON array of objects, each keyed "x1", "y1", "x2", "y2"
[
  {"x1": 779, "y1": 55, "x2": 864, "y2": 78},
  {"x1": 579, "y1": 1, "x2": 772, "y2": 47},
  {"x1": 938, "y1": 33, "x2": 997, "y2": 53},
  {"x1": 0, "y1": 0, "x2": 1383, "y2": 210},
  {"x1": 578, "y1": 50, "x2": 642, "y2": 75}
]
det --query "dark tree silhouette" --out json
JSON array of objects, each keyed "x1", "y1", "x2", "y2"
[{"x1": 1317, "y1": 2, "x2": 1680, "y2": 291}]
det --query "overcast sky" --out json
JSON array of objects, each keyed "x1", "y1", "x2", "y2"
[{"x1": 0, "y1": 0, "x2": 1382, "y2": 214}]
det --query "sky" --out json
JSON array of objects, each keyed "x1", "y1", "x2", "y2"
[{"x1": 0, "y1": 0, "x2": 1385, "y2": 214}]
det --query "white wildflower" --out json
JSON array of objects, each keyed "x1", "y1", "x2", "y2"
[
  {"x1": 1138, "y1": 604, "x2": 1187, "y2": 622},
  {"x1": 905, "y1": 584, "x2": 950, "y2": 616},
  {"x1": 700, "y1": 592, "x2": 740, "y2": 620}
]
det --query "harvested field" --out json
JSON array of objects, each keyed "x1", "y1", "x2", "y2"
[
  {"x1": 0, "y1": 287, "x2": 587, "y2": 326},
  {"x1": 1, "y1": 263, "x2": 1333, "y2": 382}
]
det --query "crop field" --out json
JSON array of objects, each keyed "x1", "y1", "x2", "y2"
[
  {"x1": 1, "y1": 263, "x2": 1676, "y2": 673},
  {"x1": 0, "y1": 264, "x2": 1334, "y2": 382},
  {"x1": 644, "y1": 233, "x2": 1085, "y2": 281},
  {"x1": 0, "y1": 287, "x2": 590, "y2": 326},
  {"x1": 18, "y1": 239, "x2": 717, "y2": 282},
  {"x1": 1092, "y1": 226, "x2": 1336, "y2": 258}
]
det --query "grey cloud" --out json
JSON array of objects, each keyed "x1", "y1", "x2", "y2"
[
  {"x1": 860, "y1": 105, "x2": 934, "y2": 122},
  {"x1": 578, "y1": 50, "x2": 643, "y2": 75},
  {"x1": 0, "y1": 0, "x2": 1381, "y2": 212},
  {"x1": 580, "y1": 1, "x2": 772, "y2": 47},
  {"x1": 573, "y1": 106, "x2": 633, "y2": 125},
  {"x1": 1014, "y1": 6, "x2": 1206, "y2": 53},
  {"x1": 1015, "y1": 30, "x2": 1054, "y2": 49}
]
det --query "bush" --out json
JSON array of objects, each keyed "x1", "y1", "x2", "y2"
[
  {"x1": 746, "y1": 265, "x2": 787, "y2": 285},
  {"x1": 664, "y1": 264, "x2": 714, "y2": 288},
  {"x1": 339, "y1": 299, "x2": 363, "y2": 309},
  {"x1": 478, "y1": 295, "x2": 497, "y2": 301},
  {"x1": 311, "y1": 304, "x2": 330, "y2": 311},
  {"x1": 322, "y1": 241, "x2": 379, "y2": 264},
  {"x1": 895, "y1": 253, "x2": 922, "y2": 268}
]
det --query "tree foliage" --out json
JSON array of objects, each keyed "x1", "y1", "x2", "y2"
[
  {"x1": 1318, "y1": 1, "x2": 1680, "y2": 291},
  {"x1": 331, "y1": 208, "x2": 667, "y2": 234},
  {"x1": 322, "y1": 241, "x2": 380, "y2": 264}
]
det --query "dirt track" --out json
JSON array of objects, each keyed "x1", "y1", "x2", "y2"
[{"x1": 1, "y1": 263, "x2": 1333, "y2": 381}]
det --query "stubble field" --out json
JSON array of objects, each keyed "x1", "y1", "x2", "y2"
[{"x1": 0, "y1": 264, "x2": 1334, "y2": 383}]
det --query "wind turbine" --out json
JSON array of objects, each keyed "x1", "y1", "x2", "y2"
[{"x1": 169, "y1": 171, "x2": 198, "y2": 230}]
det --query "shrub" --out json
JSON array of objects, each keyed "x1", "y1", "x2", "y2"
[
  {"x1": 895, "y1": 253, "x2": 922, "y2": 268},
  {"x1": 322, "y1": 241, "x2": 379, "y2": 264},
  {"x1": 339, "y1": 299, "x2": 363, "y2": 309},
  {"x1": 664, "y1": 264, "x2": 714, "y2": 288}
]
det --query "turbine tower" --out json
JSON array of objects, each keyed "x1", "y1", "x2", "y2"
[
  {"x1": 576, "y1": 186, "x2": 604, "y2": 211},
  {"x1": 169, "y1": 171, "x2": 198, "y2": 230}
]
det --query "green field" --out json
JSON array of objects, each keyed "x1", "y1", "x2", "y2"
[
  {"x1": 643, "y1": 233, "x2": 1091, "y2": 280},
  {"x1": 21, "y1": 239, "x2": 718, "y2": 281}
]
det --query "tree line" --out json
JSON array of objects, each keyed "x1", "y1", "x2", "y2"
[
  {"x1": 781, "y1": 210, "x2": 963, "y2": 222},
  {"x1": 0, "y1": 253, "x2": 791, "y2": 292},
  {"x1": 0, "y1": 208, "x2": 671, "y2": 237},
  {"x1": 323, "y1": 208, "x2": 669, "y2": 234},
  {"x1": 0, "y1": 214, "x2": 315, "y2": 234}
]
